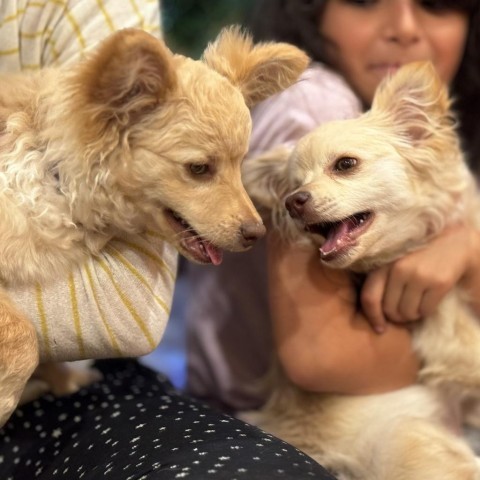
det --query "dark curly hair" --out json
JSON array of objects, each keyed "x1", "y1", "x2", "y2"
[{"x1": 246, "y1": 0, "x2": 480, "y2": 175}]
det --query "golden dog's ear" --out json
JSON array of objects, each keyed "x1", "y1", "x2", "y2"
[
  {"x1": 74, "y1": 28, "x2": 177, "y2": 123},
  {"x1": 371, "y1": 61, "x2": 452, "y2": 145},
  {"x1": 202, "y1": 25, "x2": 310, "y2": 108}
]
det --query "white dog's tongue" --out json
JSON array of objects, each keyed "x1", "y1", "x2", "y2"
[{"x1": 319, "y1": 222, "x2": 350, "y2": 257}]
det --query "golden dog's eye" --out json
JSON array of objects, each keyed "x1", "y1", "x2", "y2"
[
  {"x1": 189, "y1": 163, "x2": 210, "y2": 175},
  {"x1": 334, "y1": 157, "x2": 357, "y2": 172}
]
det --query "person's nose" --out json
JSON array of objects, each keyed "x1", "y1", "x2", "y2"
[{"x1": 382, "y1": 1, "x2": 421, "y2": 46}]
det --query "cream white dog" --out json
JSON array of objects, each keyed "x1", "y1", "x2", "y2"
[
  {"x1": 242, "y1": 62, "x2": 480, "y2": 479},
  {"x1": 0, "y1": 26, "x2": 309, "y2": 426}
]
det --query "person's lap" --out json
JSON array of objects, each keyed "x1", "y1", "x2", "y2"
[{"x1": 0, "y1": 359, "x2": 336, "y2": 479}]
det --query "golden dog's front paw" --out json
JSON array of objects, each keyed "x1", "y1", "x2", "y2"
[
  {"x1": 0, "y1": 293, "x2": 39, "y2": 425},
  {"x1": 30, "y1": 361, "x2": 102, "y2": 397}
]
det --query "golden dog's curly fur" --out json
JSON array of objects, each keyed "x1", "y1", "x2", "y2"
[
  {"x1": 0, "y1": 27, "x2": 309, "y2": 425},
  {"x1": 242, "y1": 62, "x2": 480, "y2": 479}
]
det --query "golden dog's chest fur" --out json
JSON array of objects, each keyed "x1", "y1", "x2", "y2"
[
  {"x1": 243, "y1": 63, "x2": 480, "y2": 479},
  {"x1": 0, "y1": 27, "x2": 309, "y2": 425},
  {"x1": 0, "y1": 73, "x2": 100, "y2": 284}
]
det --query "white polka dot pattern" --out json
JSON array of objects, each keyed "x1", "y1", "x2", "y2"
[{"x1": 0, "y1": 360, "x2": 336, "y2": 479}]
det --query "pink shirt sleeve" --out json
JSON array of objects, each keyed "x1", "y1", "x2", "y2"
[{"x1": 248, "y1": 63, "x2": 363, "y2": 158}]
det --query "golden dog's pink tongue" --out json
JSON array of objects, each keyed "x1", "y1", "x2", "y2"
[
  {"x1": 320, "y1": 222, "x2": 350, "y2": 256},
  {"x1": 182, "y1": 237, "x2": 223, "y2": 265},
  {"x1": 204, "y1": 243, "x2": 223, "y2": 266}
]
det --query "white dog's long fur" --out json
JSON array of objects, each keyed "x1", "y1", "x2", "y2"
[
  {"x1": 242, "y1": 62, "x2": 480, "y2": 479},
  {"x1": 0, "y1": 27, "x2": 309, "y2": 426}
]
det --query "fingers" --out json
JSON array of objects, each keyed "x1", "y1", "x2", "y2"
[
  {"x1": 361, "y1": 265, "x2": 422, "y2": 330},
  {"x1": 417, "y1": 288, "x2": 447, "y2": 318},
  {"x1": 360, "y1": 266, "x2": 389, "y2": 333},
  {"x1": 362, "y1": 261, "x2": 453, "y2": 332},
  {"x1": 384, "y1": 281, "x2": 421, "y2": 323},
  {"x1": 360, "y1": 225, "x2": 472, "y2": 333}
]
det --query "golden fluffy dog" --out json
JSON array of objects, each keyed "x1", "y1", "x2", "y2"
[
  {"x1": 0, "y1": 27, "x2": 308, "y2": 425},
  {"x1": 242, "y1": 62, "x2": 480, "y2": 479}
]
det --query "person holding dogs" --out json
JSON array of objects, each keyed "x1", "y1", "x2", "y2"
[
  {"x1": 185, "y1": 0, "x2": 480, "y2": 416},
  {"x1": 0, "y1": 1, "x2": 337, "y2": 479}
]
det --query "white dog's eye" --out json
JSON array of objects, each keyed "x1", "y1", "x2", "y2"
[
  {"x1": 189, "y1": 163, "x2": 210, "y2": 175},
  {"x1": 334, "y1": 157, "x2": 357, "y2": 172}
]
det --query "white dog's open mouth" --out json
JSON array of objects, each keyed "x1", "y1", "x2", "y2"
[
  {"x1": 306, "y1": 211, "x2": 374, "y2": 261},
  {"x1": 164, "y1": 209, "x2": 223, "y2": 265}
]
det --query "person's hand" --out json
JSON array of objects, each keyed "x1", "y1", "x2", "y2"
[{"x1": 360, "y1": 224, "x2": 479, "y2": 333}]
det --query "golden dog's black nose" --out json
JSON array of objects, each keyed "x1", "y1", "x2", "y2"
[
  {"x1": 285, "y1": 191, "x2": 311, "y2": 219},
  {"x1": 240, "y1": 222, "x2": 266, "y2": 247}
]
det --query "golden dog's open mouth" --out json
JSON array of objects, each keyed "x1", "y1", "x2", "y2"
[
  {"x1": 306, "y1": 211, "x2": 374, "y2": 261},
  {"x1": 164, "y1": 209, "x2": 223, "y2": 265}
]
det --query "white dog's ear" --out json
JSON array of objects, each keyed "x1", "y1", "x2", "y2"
[
  {"x1": 371, "y1": 61, "x2": 452, "y2": 145},
  {"x1": 202, "y1": 25, "x2": 310, "y2": 107},
  {"x1": 74, "y1": 28, "x2": 177, "y2": 125},
  {"x1": 242, "y1": 146, "x2": 292, "y2": 211},
  {"x1": 243, "y1": 147, "x2": 305, "y2": 241}
]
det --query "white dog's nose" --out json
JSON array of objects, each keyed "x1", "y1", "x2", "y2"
[{"x1": 285, "y1": 191, "x2": 311, "y2": 219}]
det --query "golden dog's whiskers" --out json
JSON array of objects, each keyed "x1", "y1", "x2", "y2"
[{"x1": 172, "y1": 228, "x2": 198, "y2": 241}]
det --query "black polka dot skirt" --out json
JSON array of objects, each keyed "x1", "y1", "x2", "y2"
[{"x1": 0, "y1": 359, "x2": 336, "y2": 479}]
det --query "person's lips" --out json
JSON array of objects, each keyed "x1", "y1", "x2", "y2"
[{"x1": 368, "y1": 63, "x2": 402, "y2": 77}]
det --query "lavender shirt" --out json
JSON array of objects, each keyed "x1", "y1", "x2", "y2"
[{"x1": 184, "y1": 63, "x2": 363, "y2": 411}]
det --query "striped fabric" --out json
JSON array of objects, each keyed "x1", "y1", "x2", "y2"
[
  {"x1": 0, "y1": 0, "x2": 162, "y2": 71},
  {"x1": 1, "y1": 0, "x2": 179, "y2": 362}
]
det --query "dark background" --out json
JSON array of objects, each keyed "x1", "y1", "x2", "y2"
[{"x1": 162, "y1": 0, "x2": 257, "y2": 57}]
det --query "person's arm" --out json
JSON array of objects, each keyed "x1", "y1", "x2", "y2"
[
  {"x1": 8, "y1": 232, "x2": 178, "y2": 362},
  {"x1": 460, "y1": 228, "x2": 480, "y2": 314},
  {"x1": 16, "y1": 0, "x2": 161, "y2": 70},
  {"x1": 267, "y1": 233, "x2": 419, "y2": 394},
  {"x1": 1, "y1": 0, "x2": 175, "y2": 363},
  {"x1": 361, "y1": 223, "x2": 480, "y2": 332}
]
